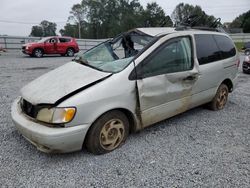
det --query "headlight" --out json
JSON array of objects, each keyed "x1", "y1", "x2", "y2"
[
  {"x1": 26, "y1": 45, "x2": 31, "y2": 49},
  {"x1": 36, "y1": 107, "x2": 76, "y2": 124}
]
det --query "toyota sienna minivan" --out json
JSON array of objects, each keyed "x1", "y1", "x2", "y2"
[{"x1": 11, "y1": 27, "x2": 239, "y2": 154}]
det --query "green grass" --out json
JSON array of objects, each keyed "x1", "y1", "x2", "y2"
[{"x1": 234, "y1": 42, "x2": 244, "y2": 51}]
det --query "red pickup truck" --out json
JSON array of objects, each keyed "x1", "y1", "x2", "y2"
[{"x1": 22, "y1": 36, "x2": 79, "y2": 57}]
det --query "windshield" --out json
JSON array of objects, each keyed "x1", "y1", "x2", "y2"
[{"x1": 74, "y1": 31, "x2": 153, "y2": 73}]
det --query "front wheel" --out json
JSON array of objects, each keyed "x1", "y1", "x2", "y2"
[
  {"x1": 208, "y1": 84, "x2": 229, "y2": 111},
  {"x1": 85, "y1": 110, "x2": 129, "y2": 155},
  {"x1": 32, "y1": 48, "x2": 43, "y2": 58}
]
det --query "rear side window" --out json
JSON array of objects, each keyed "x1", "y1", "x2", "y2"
[
  {"x1": 195, "y1": 34, "x2": 221, "y2": 65},
  {"x1": 59, "y1": 38, "x2": 71, "y2": 43},
  {"x1": 214, "y1": 35, "x2": 236, "y2": 59}
]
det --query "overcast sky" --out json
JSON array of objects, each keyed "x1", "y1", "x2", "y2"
[{"x1": 0, "y1": 0, "x2": 249, "y2": 36}]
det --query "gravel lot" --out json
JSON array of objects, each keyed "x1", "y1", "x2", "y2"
[{"x1": 0, "y1": 51, "x2": 249, "y2": 187}]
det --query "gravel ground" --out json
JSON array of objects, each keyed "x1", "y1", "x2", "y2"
[{"x1": 0, "y1": 51, "x2": 249, "y2": 187}]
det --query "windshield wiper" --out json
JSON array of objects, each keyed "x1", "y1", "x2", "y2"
[{"x1": 73, "y1": 57, "x2": 89, "y2": 64}]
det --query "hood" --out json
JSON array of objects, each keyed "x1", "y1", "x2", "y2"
[
  {"x1": 23, "y1": 42, "x2": 38, "y2": 46},
  {"x1": 22, "y1": 42, "x2": 37, "y2": 47},
  {"x1": 21, "y1": 62, "x2": 111, "y2": 104}
]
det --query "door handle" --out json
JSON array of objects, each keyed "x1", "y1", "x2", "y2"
[{"x1": 183, "y1": 74, "x2": 198, "y2": 81}]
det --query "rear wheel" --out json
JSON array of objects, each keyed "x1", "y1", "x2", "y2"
[
  {"x1": 243, "y1": 69, "x2": 250, "y2": 74},
  {"x1": 66, "y1": 48, "x2": 74, "y2": 57},
  {"x1": 32, "y1": 48, "x2": 43, "y2": 58},
  {"x1": 208, "y1": 84, "x2": 229, "y2": 110},
  {"x1": 85, "y1": 110, "x2": 129, "y2": 155}
]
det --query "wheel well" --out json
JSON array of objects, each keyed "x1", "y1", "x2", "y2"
[
  {"x1": 221, "y1": 79, "x2": 233, "y2": 92},
  {"x1": 90, "y1": 108, "x2": 137, "y2": 133},
  {"x1": 67, "y1": 47, "x2": 75, "y2": 52},
  {"x1": 82, "y1": 108, "x2": 137, "y2": 149},
  {"x1": 116, "y1": 108, "x2": 137, "y2": 133},
  {"x1": 33, "y1": 48, "x2": 44, "y2": 53}
]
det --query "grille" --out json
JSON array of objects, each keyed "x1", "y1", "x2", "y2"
[
  {"x1": 20, "y1": 98, "x2": 39, "y2": 118},
  {"x1": 22, "y1": 46, "x2": 26, "y2": 50}
]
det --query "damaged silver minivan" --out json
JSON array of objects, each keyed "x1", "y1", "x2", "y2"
[{"x1": 11, "y1": 27, "x2": 239, "y2": 154}]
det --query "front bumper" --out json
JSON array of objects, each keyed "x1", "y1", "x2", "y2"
[
  {"x1": 11, "y1": 98, "x2": 91, "y2": 153},
  {"x1": 21, "y1": 47, "x2": 32, "y2": 55}
]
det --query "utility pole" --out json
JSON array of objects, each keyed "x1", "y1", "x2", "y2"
[{"x1": 78, "y1": 21, "x2": 81, "y2": 39}]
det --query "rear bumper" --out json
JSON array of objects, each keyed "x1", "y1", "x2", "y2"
[{"x1": 11, "y1": 98, "x2": 91, "y2": 153}]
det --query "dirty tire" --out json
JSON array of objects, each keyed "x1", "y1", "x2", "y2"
[
  {"x1": 32, "y1": 48, "x2": 43, "y2": 58},
  {"x1": 85, "y1": 110, "x2": 129, "y2": 155},
  {"x1": 243, "y1": 69, "x2": 249, "y2": 74},
  {"x1": 208, "y1": 84, "x2": 229, "y2": 111},
  {"x1": 66, "y1": 48, "x2": 74, "y2": 57}
]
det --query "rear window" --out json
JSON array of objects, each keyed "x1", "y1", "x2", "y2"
[
  {"x1": 59, "y1": 38, "x2": 71, "y2": 43},
  {"x1": 195, "y1": 34, "x2": 221, "y2": 65},
  {"x1": 214, "y1": 35, "x2": 236, "y2": 59}
]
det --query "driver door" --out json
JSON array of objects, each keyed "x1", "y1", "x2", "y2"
[
  {"x1": 44, "y1": 38, "x2": 57, "y2": 54},
  {"x1": 135, "y1": 36, "x2": 199, "y2": 127}
]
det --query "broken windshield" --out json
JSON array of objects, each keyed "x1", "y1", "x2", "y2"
[{"x1": 74, "y1": 31, "x2": 153, "y2": 73}]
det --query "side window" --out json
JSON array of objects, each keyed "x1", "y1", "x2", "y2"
[
  {"x1": 214, "y1": 35, "x2": 236, "y2": 59},
  {"x1": 195, "y1": 34, "x2": 221, "y2": 65},
  {"x1": 59, "y1": 38, "x2": 71, "y2": 43},
  {"x1": 138, "y1": 37, "x2": 193, "y2": 78}
]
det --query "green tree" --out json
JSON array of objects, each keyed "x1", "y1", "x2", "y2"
[
  {"x1": 30, "y1": 26, "x2": 43, "y2": 37},
  {"x1": 30, "y1": 20, "x2": 57, "y2": 37},
  {"x1": 40, "y1": 20, "x2": 57, "y2": 36},
  {"x1": 59, "y1": 23, "x2": 78, "y2": 37},
  {"x1": 61, "y1": 0, "x2": 173, "y2": 39},
  {"x1": 230, "y1": 10, "x2": 250, "y2": 32},
  {"x1": 242, "y1": 17, "x2": 250, "y2": 32},
  {"x1": 68, "y1": 3, "x2": 87, "y2": 38},
  {"x1": 171, "y1": 3, "x2": 216, "y2": 27},
  {"x1": 142, "y1": 2, "x2": 173, "y2": 27}
]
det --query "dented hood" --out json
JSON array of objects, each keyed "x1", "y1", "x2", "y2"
[{"x1": 21, "y1": 62, "x2": 111, "y2": 104}]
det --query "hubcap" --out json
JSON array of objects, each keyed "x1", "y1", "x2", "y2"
[
  {"x1": 100, "y1": 119, "x2": 125, "y2": 150},
  {"x1": 67, "y1": 49, "x2": 74, "y2": 56},
  {"x1": 35, "y1": 50, "x2": 42, "y2": 57},
  {"x1": 216, "y1": 88, "x2": 228, "y2": 109}
]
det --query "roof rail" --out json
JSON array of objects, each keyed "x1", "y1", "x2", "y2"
[{"x1": 175, "y1": 15, "x2": 225, "y2": 33}]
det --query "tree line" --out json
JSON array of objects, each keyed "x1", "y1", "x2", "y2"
[{"x1": 30, "y1": 1, "x2": 250, "y2": 38}]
